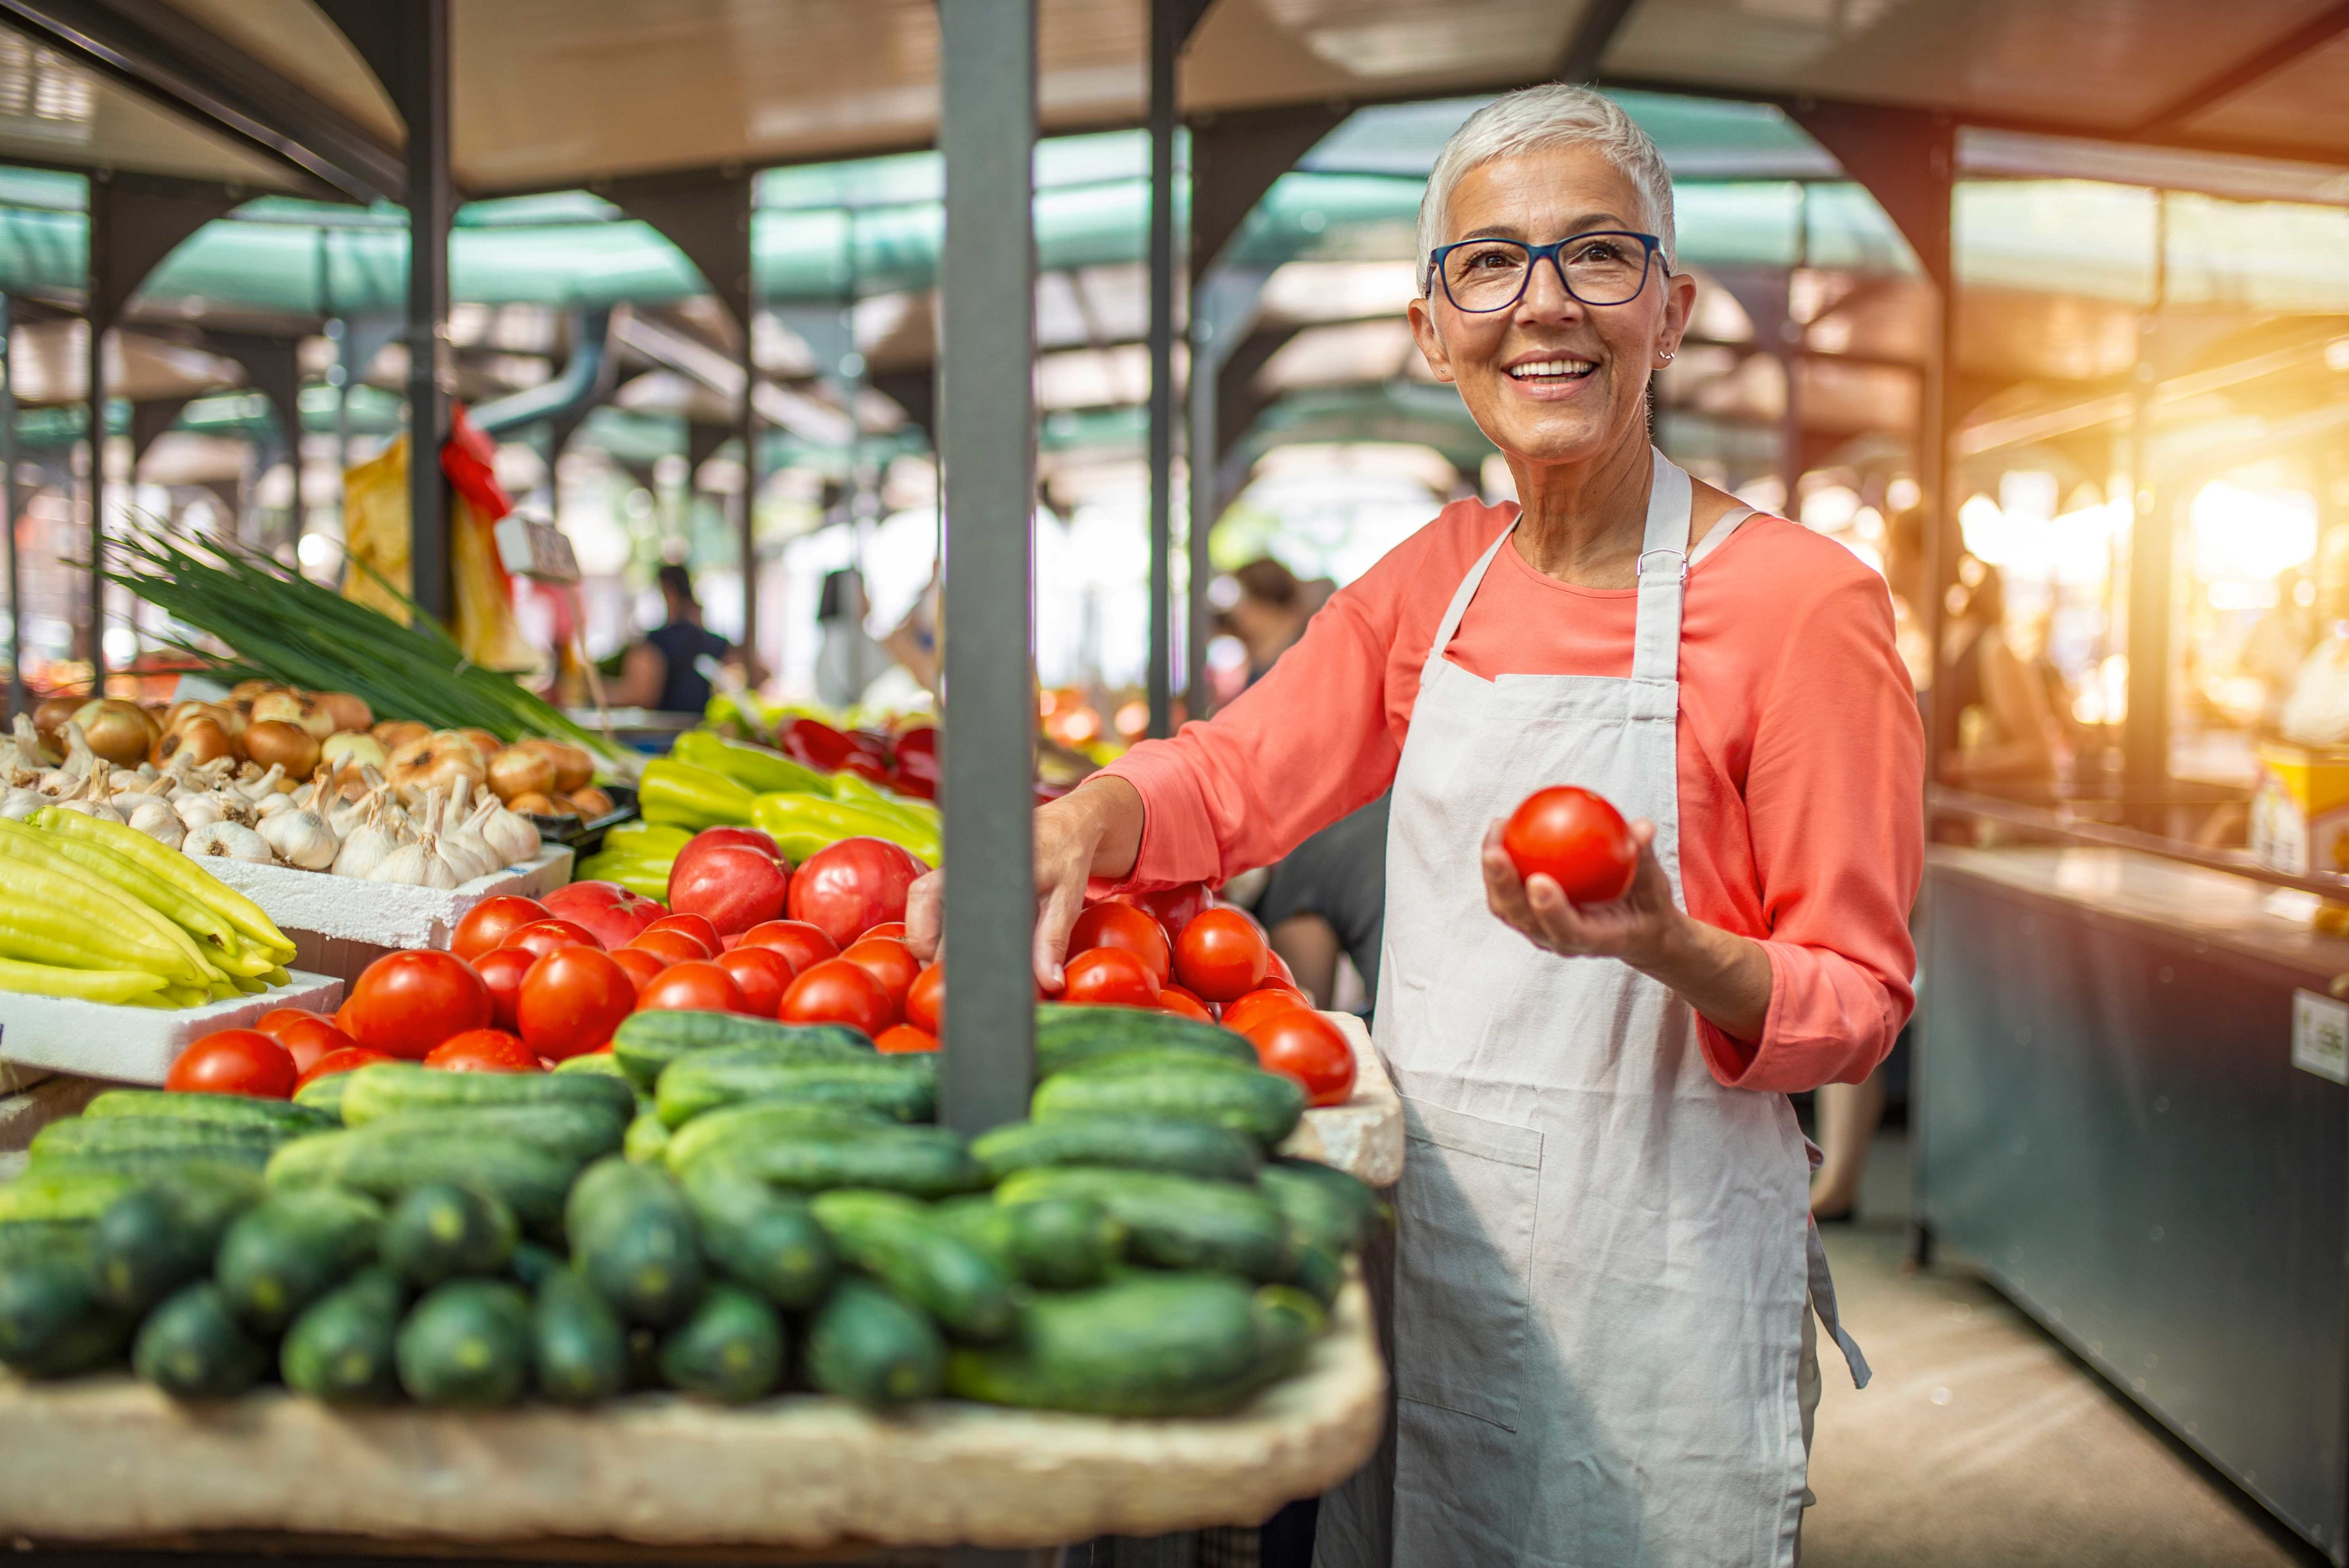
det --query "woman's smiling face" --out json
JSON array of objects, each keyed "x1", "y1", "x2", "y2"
[{"x1": 1408, "y1": 143, "x2": 1694, "y2": 473}]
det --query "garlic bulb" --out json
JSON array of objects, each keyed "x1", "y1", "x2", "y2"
[
  {"x1": 58, "y1": 722, "x2": 95, "y2": 778},
  {"x1": 174, "y1": 790, "x2": 241, "y2": 831},
  {"x1": 0, "y1": 786, "x2": 44, "y2": 820},
  {"x1": 52, "y1": 769, "x2": 126, "y2": 823},
  {"x1": 185, "y1": 820, "x2": 274, "y2": 862},
  {"x1": 126, "y1": 796, "x2": 186, "y2": 848},
  {"x1": 235, "y1": 763, "x2": 289, "y2": 803},
  {"x1": 332, "y1": 796, "x2": 399, "y2": 878},
  {"x1": 471, "y1": 798, "x2": 542, "y2": 867},
  {"x1": 257, "y1": 790, "x2": 338, "y2": 869},
  {"x1": 369, "y1": 830, "x2": 461, "y2": 889},
  {"x1": 439, "y1": 808, "x2": 498, "y2": 882},
  {"x1": 252, "y1": 788, "x2": 296, "y2": 819}
]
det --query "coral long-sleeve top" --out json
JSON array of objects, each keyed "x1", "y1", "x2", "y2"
[{"x1": 1098, "y1": 498, "x2": 1923, "y2": 1093}]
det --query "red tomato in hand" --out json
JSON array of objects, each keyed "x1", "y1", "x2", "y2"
[
  {"x1": 516, "y1": 947, "x2": 636, "y2": 1061},
  {"x1": 715, "y1": 945, "x2": 794, "y2": 1017},
  {"x1": 1062, "y1": 947, "x2": 1160, "y2": 1008},
  {"x1": 740, "y1": 920, "x2": 836, "y2": 975},
  {"x1": 1070, "y1": 902, "x2": 1172, "y2": 987},
  {"x1": 904, "y1": 962, "x2": 944, "y2": 1035},
  {"x1": 275, "y1": 1016, "x2": 361, "y2": 1077},
  {"x1": 642, "y1": 913, "x2": 721, "y2": 956},
  {"x1": 608, "y1": 946, "x2": 670, "y2": 992},
  {"x1": 786, "y1": 837, "x2": 926, "y2": 949},
  {"x1": 452, "y1": 896, "x2": 554, "y2": 962},
  {"x1": 1157, "y1": 987, "x2": 1214, "y2": 1023},
  {"x1": 346, "y1": 950, "x2": 493, "y2": 1060},
  {"x1": 779, "y1": 957, "x2": 895, "y2": 1037},
  {"x1": 252, "y1": 1007, "x2": 329, "y2": 1040},
  {"x1": 626, "y1": 929, "x2": 715, "y2": 967},
  {"x1": 636, "y1": 960, "x2": 748, "y2": 1016},
  {"x1": 842, "y1": 937, "x2": 920, "y2": 1015},
  {"x1": 1245, "y1": 1008, "x2": 1357, "y2": 1107},
  {"x1": 473, "y1": 945, "x2": 535, "y2": 1032},
  {"x1": 873, "y1": 1024, "x2": 938, "y2": 1054},
  {"x1": 1502, "y1": 785, "x2": 1637, "y2": 904},
  {"x1": 294, "y1": 1044, "x2": 393, "y2": 1091},
  {"x1": 503, "y1": 919, "x2": 604, "y2": 960},
  {"x1": 1173, "y1": 908, "x2": 1269, "y2": 1002},
  {"x1": 167, "y1": 1029, "x2": 296, "y2": 1098},
  {"x1": 424, "y1": 1028, "x2": 542, "y2": 1074},
  {"x1": 1220, "y1": 986, "x2": 1308, "y2": 1037}
]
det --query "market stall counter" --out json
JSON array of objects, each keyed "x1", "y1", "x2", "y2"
[{"x1": 1918, "y1": 841, "x2": 2349, "y2": 1562}]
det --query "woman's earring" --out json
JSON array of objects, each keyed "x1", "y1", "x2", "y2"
[{"x1": 1657, "y1": 349, "x2": 1676, "y2": 363}]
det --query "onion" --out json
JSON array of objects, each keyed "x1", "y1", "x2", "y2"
[
  {"x1": 229, "y1": 679, "x2": 283, "y2": 703},
  {"x1": 485, "y1": 744, "x2": 557, "y2": 804},
  {"x1": 71, "y1": 699, "x2": 159, "y2": 768},
  {"x1": 322, "y1": 732, "x2": 388, "y2": 797},
  {"x1": 315, "y1": 690, "x2": 373, "y2": 734},
  {"x1": 506, "y1": 790, "x2": 559, "y2": 816},
  {"x1": 243, "y1": 719, "x2": 323, "y2": 780},
  {"x1": 153, "y1": 716, "x2": 236, "y2": 769},
  {"x1": 386, "y1": 732, "x2": 487, "y2": 807},
  {"x1": 371, "y1": 719, "x2": 430, "y2": 752},
  {"x1": 518, "y1": 738, "x2": 594, "y2": 794},
  {"x1": 456, "y1": 728, "x2": 504, "y2": 763},
  {"x1": 32, "y1": 693, "x2": 86, "y2": 751},
  {"x1": 250, "y1": 689, "x2": 336, "y2": 741},
  {"x1": 567, "y1": 785, "x2": 615, "y2": 818}
]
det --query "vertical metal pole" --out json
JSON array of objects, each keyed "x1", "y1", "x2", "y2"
[
  {"x1": 2120, "y1": 194, "x2": 2169, "y2": 831},
  {"x1": 738, "y1": 186, "x2": 759, "y2": 665},
  {"x1": 1185, "y1": 292, "x2": 1215, "y2": 709},
  {"x1": 404, "y1": 0, "x2": 453, "y2": 624},
  {"x1": 1144, "y1": 0, "x2": 1178, "y2": 738},
  {"x1": 85, "y1": 182, "x2": 108, "y2": 687},
  {"x1": 0, "y1": 293, "x2": 18, "y2": 720},
  {"x1": 937, "y1": 0, "x2": 1038, "y2": 1136}
]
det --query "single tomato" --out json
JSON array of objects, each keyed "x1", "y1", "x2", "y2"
[
  {"x1": 1062, "y1": 947, "x2": 1160, "y2": 1008},
  {"x1": 779, "y1": 957, "x2": 894, "y2": 1037},
  {"x1": 904, "y1": 962, "x2": 944, "y2": 1035},
  {"x1": 626, "y1": 928, "x2": 713, "y2": 968},
  {"x1": 1115, "y1": 882, "x2": 1213, "y2": 945},
  {"x1": 1245, "y1": 1008, "x2": 1357, "y2": 1106},
  {"x1": 502, "y1": 918, "x2": 605, "y2": 960},
  {"x1": 473, "y1": 944, "x2": 536, "y2": 1032},
  {"x1": 1265, "y1": 948, "x2": 1297, "y2": 990},
  {"x1": 275, "y1": 1016, "x2": 361, "y2": 1077},
  {"x1": 1501, "y1": 785, "x2": 1637, "y2": 904},
  {"x1": 294, "y1": 1044, "x2": 393, "y2": 1091},
  {"x1": 346, "y1": 950, "x2": 493, "y2": 1060},
  {"x1": 1173, "y1": 908, "x2": 1269, "y2": 1002},
  {"x1": 715, "y1": 945, "x2": 794, "y2": 1018},
  {"x1": 740, "y1": 919, "x2": 837, "y2": 974},
  {"x1": 841, "y1": 937, "x2": 920, "y2": 1015},
  {"x1": 785, "y1": 837, "x2": 926, "y2": 949},
  {"x1": 1157, "y1": 987, "x2": 1214, "y2": 1023},
  {"x1": 166, "y1": 1029, "x2": 296, "y2": 1098},
  {"x1": 332, "y1": 999, "x2": 360, "y2": 1036},
  {"x1": 540, "y1": 881, "x2": 665, "y2": 948},
  {"x1": 642, "y1": 912, "x2": 722, "y2": 956},
  {"x1": 668, "y1": 844, "x2": 791, "y2": 936},
  {"x1": 516, "y1": 947, "x2": 636, "y2": 1062},
  {"x1": 636, "y1": 960, "x2": 748, "y2": 1015},
  {"x1": 873, "y1": 1024, "x2": 938, "y2": 1054},
  {"x1": 1160, "y1": 981, "x2": 1214, "y2": 1018},
  {"x1": 608, "y1": 945, "x2": 669, "y2": 992},
  {"x1": 252, "y1": 1007, "x2": 329, "y2": 1040},
  {"x1": 861, "y1": 921, "x2": 908, "y2": 942},
  {"x1": 675, "y1": 825, "x2": 783, "y2": 864},
  {"x1": 424, "y1": 1028, "x2": 542, "y2": 1073},
  {"x1": 1069, "y1": 902, "x2": 1172, "y2": 987},
  {"x1": 452, "y1": 895, "x2": 554, "y2": 962},
  {"x1": 1220, "y1": 985, "x2": 1308, "y2": 1037}
]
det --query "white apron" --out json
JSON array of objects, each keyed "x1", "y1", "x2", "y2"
[{"x1": 1314, "y1": 450, "x2": 1867, "y2": 1568}]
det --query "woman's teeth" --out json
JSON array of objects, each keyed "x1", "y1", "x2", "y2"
[{"x1": 1507, "y1": 359, "x2": 1595, "y2": 381}]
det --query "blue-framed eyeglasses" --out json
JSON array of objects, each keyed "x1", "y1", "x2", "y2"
[{"x1": 1428, "y1": 230, "x2": 1664, "y2": 313}]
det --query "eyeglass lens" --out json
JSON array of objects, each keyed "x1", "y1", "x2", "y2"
[{"x1": 1442, "y1": 235, "x2": 1650, "y2": 311}]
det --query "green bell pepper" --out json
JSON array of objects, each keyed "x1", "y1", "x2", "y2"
[
  {"x1": 639, "y1": 757, "x2": 756, "y2": 830},
  {"x1": 674, "y1": 730, "x2": 836, "y2": 798},
  {"x1": 750, "y1": 791, "x2": 941, "y2": 869},
  {"x1": 601, "y1": 821, "x2": 695, "y2": 861},
  {"x1": 576, "y1": 853, "x2": 675, "y2": 902}
]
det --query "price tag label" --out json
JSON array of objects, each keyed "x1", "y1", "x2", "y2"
[
  {"x1": 2293, "y1": 989, "x2": 2349, "y2": 1084},
  {"x1": 494, "y1": 516, "x2": 581, "y2": 585}
]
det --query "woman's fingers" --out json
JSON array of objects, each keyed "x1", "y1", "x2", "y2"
[
  {"x1": 1032, "y1": 868, "x2": 1088, "y2": 992},
  {"x1": 904, "y1": 869, "x2": 944, "y2": 960}
]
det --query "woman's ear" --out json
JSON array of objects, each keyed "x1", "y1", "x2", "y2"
[
  {"x1": 1407, "y1": 294, "x2": 1455, "y2": 384},
  {"x1": 1657, "y1": 268, "x2": 1698, "y2": 365}
]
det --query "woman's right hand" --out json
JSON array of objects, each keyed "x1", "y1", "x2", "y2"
[{"x1": 904, "y1": 776, "x2": 1146, "y2": 991}]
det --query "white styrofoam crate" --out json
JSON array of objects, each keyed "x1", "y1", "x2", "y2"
[
  {"x1": 197, "y1": 845, "x2": 573, "y2": 952},
  {"x1": 0, "y1": 970, "x2": 345, "y2": 1084}
]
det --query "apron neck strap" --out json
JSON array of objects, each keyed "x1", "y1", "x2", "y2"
[
  {"x1": 1424, "y1": 520, "x2": 1516, "y2": 676},
  {"x1": 1632, "y1": 447, "x2": 1695, "y2": 685}
]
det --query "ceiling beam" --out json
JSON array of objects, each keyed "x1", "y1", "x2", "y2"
[
  {"x1": 0, "y1": 0, "x2": 404, "y2": 203},
  {"x1": 2132, "y1": 0, "x2": 2349, "y2": 136},
  {"x1": 1555, "y1": 0, "x2": 1640, "y2": 82}
]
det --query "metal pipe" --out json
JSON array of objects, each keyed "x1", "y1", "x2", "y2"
[
  {"x1": 1, "y1": 293, "x2": 18, "y2": 719},
  {"x1": 1186, "y1": 285, "x2": 1214, "y2": 711},
  {"x1": 935, "y1": 0, "x2": 1039, "y2": 1137},
  {"x1": 403, "y1": 0, "x2": 452, "y2": 624},
  {"x1": 83, "y1": 180, "x2": 105, "y2": 687},
  {"x1": 739, "y1": 197, "x2": 760, "y2": 668},
  {"x1": 1144, "y1": 0, "x2": 1178, "y2": 738}
]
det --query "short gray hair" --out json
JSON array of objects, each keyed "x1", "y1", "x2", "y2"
[{"x1": 1415, "y1": 84, "x2": 1677, "y2": 296}]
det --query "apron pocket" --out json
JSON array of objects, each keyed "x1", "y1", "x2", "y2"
[{"x1": 1392, "y1": 1095, "x2": 1543, "y2": 1433}]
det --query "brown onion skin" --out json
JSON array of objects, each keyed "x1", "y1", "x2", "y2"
[
  {"x1": 567, "y1": 786, "x2": 614, "y2": 818},
  {"x1": 506, "y1": 790, "x2": 559, "y2": 815},
  {"x1": 371, "y1": 719, "x2": 430, "y2": 751},
  {"x1": 229, "y1": 679, "x2": 282, "y2": 703},
  {"x1": 154, "y1": 716, "x2": 236, "y2": 769},
  {"x1": 519, "y1": 738, "x2": 594, "y2": 794},
  {"x1": 242, "y1": 719, "x2": 323, "y2": 779},
  {"x1": 485, "y1": 745, "x2": 556, "y2": 804},
  {"x1": 72, "y1": 699, "x2": 160, "y2": 767},
  {"x1": 456, "y1": 728, "x2": 503, "y2": 764},
  {"x1": 315, "y1": 690, "x2": 372, "y2": 734},
  {"x1": 386, "y1": 732, "x2": 487, "y2": 804},
  {"x1": 31, "y1": 693, "x2": 86, "y2": 750}
]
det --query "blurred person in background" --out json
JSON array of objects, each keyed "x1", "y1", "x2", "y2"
[
  {"x1": 608, "y1": 564, "x2": 761, "y2": 715},
  {"x1": 2244, "y1": 564, "x2": 2317, "y2": 730},
  {"x1": 815, "y1": 568, "x2": 889, "y2": 709},
  {"x1": 1940, "y1": 558, "x2": 2059, "y2": 798},
  {"x1": 1213, "y1": 558, "x2": 1317, "y2": 697}
]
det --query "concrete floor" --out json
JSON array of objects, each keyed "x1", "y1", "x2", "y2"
[{"x1": 1804, "y1": 1132, "x2": 2323, "y2": 1568}]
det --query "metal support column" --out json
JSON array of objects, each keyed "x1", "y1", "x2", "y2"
[
  {"x1": 739, "y1": 207, "x2": 759, "y2": 663},
  {"x1": 401, "y1": 0, "x2": 454, "y2": 623},
  {"x1": 1, "y1": 294, "x2": 17, "y2": 720},
  {"x1": 936, "y1": 0, "x2": 1039, "y2": 1136},
  {"x1": 1144, "y1": 0, "x2": 1180, "y2": 737},
  {"x1": 83, "y1": 187, "x2": 106, "y2": 684}
]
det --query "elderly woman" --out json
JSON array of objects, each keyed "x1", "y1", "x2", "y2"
[{"x1": 919, "y1": 84, "x2": 1920, "y2": 1566}]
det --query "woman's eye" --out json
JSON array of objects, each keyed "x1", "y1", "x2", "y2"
[{"x1": 1572, "y1": 240, "x2": 1627, "y2": 264}]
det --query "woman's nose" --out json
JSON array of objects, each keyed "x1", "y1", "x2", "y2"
[{"x1": 1514, "y1": 256, "x2": 1583, "y2": 324}]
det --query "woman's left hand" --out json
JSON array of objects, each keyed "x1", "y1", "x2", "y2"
[{"x1": 1480, "y1": 818, "x2": 1683, "y2": 968}]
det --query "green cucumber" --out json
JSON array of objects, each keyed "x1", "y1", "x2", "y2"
[
  {"x1": 84, "y1": 1089, "x2": 338, "y2": 1135},
  {"x1": 281, "y1": 1266, "x2": 406, "y2": 1401},
  {"x1": 624, "y1": 1108, "x2": 672, "y2": 1165},
  {"x1": 534, "y1": 1265, "x2": 629, "y2": 1405},
  {"x1": 655, "y1": 1051, "x2": 935, "y2": 1127},
  {"x1": 661, "y1": 1098, "x2": 894, "y2": 1174},
  {"x1": 381, "y1": 1184, "x2": 519, "y2": 1288},
  {"x1": 0, "y1": 1220, "x2": 90, "y2": 1266},
  {"x1": 90, "y1": 1170, "x2": 266, "y2": 1313},
  {"x1": 29, "y1": 1115, "x2": 285, "y2": 1166},
  {"x1": 134, "y1": 1281, "x2": 267, "y2": 1397},
  {"x1": 945, "y1": 1274, "x2": 1309, "y2": 1416},
  {"x1": 396, "y1": 1278, "x2": 533, "y2": 1407},
  {"x1": 1259, "y1": 1159, "x2": 1376, "y2": 1254},
  {"x1": 996, "y1": 1166, "x2": 1292, "y2": 1280},
  {"x1": 932, "y1": 1194, "x2": 1124, "y2": 1292},
  {"x1": 1034, "y1": 1004, "x2": 1258, "y2": 1077},
  {"x1": 340, "y1": 1062, "x2": 636, "y2": 1126},
  {"x1": 0, "y1": 1239, "x2": 130, "y2": 1378},
  {"x1": 658, "y1": 1282, "x2": 785, "y2": 1403},
  {"x1": 292, "y1": 1071, "x2": 354, "y2": 1121},
  {"x1": 552, "y1": 1051, "x2": 633, "y2": 1081},
  {"x1": 684, "y1": 1127, "x2": 985, "y2": 1200},
  {"x1": 265, "y1": 1129, "x2": 578, "y2": 1232},
  {"x1": 509, "y1": 1240, "x2": 562, "y2": 1288},
  {"x1": 1283, "y1": 1242, "x2": 1346, "y2": 1308},
  {"x1": 679, "y1": 1165, "x2": 836, "y2": 1309},
  {"x1": 811, "y1": 1190, "x2": 1014, "y2": 1342},
  {"x1": 971, "y1": 1114, "x2": 1260, "y2": 1184},
  {"x1": 214, "y1": 1186, "x2": 383, "y2": 1331},
  {"x1": 565, "y1": 1156, "x2": 704, "y2": 1326},
  {"x1": 0, "y1": 1165, "x2": 147, "y2": 1226},
  {"x1": 806, "y1": 1278, "x2": 945, "y2": 1408},
  {"x1": 615, "y1": 1009, "x2": 873, "y2": 1090},
  {"x1": 355, "y1": 1102, "x2": 627, "y2": 1164},
  {"x1": 1031, "y1": 1060, "x2": 1306, "y2": 1146}
]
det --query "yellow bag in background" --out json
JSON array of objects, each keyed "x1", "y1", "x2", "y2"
[{"x1": 340, "y1": 435, "x2": 413, "y2": 626}]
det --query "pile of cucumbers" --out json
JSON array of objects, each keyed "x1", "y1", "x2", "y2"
[{"x1": 0, "y1": 1002, "x2": 1374, "y2": 1419}]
